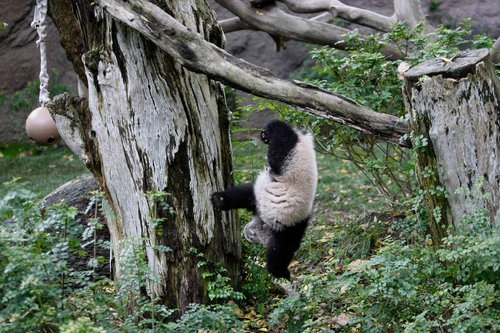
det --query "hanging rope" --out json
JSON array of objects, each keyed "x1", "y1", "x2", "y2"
[{"x1": 31, "y1": 0, "x2": 50, "y2": 106}]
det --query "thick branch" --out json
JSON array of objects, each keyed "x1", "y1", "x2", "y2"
[
  {"x1": 214, "y1": 0, "x2": 402, "y2": 59},
  {"x1": 279, "y1": 0, "x2": 396, "y2": 31},
  {"x1": 393, "y1": 0, "x2": 433, "y2": 32},
  {"x1": 96, "y1": 0, "x2": 409, "y2": 146},
  {"x1": 219, "y1": 17, "x2": 252, "y2": 33},
  {"x1": 492, "y1": 36, "x2": 500, "y2": 64}
]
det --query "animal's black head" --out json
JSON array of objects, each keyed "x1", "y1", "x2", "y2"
[
  {"x1": 261, "y1": 120, "x2": 299, "y2": 175},
  {"x1": 260, "y1": 120, "x2": 296, "y2": 145}
]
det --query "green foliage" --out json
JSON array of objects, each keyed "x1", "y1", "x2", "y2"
[
  {"x1": 387, "y1": 19, "x2": 494, "y2": 64},
  {"x1": 145, "y1": 190, "x2": 174, "y2": 237},
  {"x1": 6, "y1": 70, "x2": 70, "y2": 112},
  {"x1": 60, "y1": 317, "x2": 106, "y2": 333},
  {"x1": 0, "y1": 190, "x2": 179, "y2": 332},
  {"x1": 268, "y1": 295, "x2": 308, "y2": 332},
  {"x1": 267, "y1": 210, "x2": 500, "y2": 333},
  {"x1": 9, "y1": 79, "x2": 39, "y2": 112},
  {"x1": 190, "y1": 248, "x2": 244, "y2": 302},
  {"x1": 429, "y1": 0, "x2": 440, "y2": 12},
  {"x1": 171, "y1": 303, "x2": 243, "y2": 332},
  {"x1": 0, "y1": 191, "x2": 85, "y2": 332}
]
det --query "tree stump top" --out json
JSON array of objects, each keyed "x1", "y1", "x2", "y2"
[{"x1": 405, "y1": 48, "x2": 490, "y2": 81}]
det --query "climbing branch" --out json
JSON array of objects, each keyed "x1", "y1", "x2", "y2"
[
  {"x1": 217, "y1": 0, "x2": 433, "y2": 55},
  {"x1": 214, "y1": 0, "x2": 402, "y2": 59},
  {"x1": 278, "y1": 0, "x2": 396, "y2": 31},
  {"x1": 96, "y1": 0, "x2": 410, "y2": 146}
]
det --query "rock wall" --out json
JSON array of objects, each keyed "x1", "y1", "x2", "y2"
[
  {"x1": 0, "y1": 0, "x2": 499, "y2": 142},
  {"x1": 0, "y1": 0, "x2": 77, "y2": 141}
]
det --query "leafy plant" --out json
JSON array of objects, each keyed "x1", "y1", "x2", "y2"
[
  {"x1": 295, "y1": 215, "x2": 498, "y2": 332},
  {"x1": 8, "y1": 70, "x2": 70, "y2": 112},
  {"x1": 59, "y1": 317, "x2": 106, "y2": 333},
  {"x1": 146, "y1": 190, "x2": 175, "y2": 237},
  {"x1": 190, "y1": 248, "x2": 244, "y2": 303},
  {"x1": 171, "y1": 303, "x2": 243, "y2": 333},
  {"x1": 0, "y1": 191, "x2": 84, "y2": 331}
]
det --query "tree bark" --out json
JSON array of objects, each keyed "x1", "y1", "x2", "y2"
[
  {"x1": 48, "y1": 1, "x2": 240, "y2": 311},
  {"x1": 404, "y1": 49, "x2": 500, "y2": 244},
  {"x1": 89, "y1": 0, "x2": 410, "y2": 146}
]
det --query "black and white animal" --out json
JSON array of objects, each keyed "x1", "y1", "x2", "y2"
[{"x1": 212, "y1": 120, "x2": 317, "y2": 279}]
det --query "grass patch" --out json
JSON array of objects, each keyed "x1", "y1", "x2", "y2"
[{"x1": 0, "y1": 142, "x2": 89, "y2": 199}]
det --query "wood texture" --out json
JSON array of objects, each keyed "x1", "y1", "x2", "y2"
[
  {"x1": 49, "y1": 0, "x2": 240, "y2": 311},
  {"x1": 404, "y1": 49, "x2": 500, "y2": 244},
  {"x1": 97, "y1": 0, "x2": 410, "y2": 146}
]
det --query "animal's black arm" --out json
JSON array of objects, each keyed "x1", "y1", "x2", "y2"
[{"x1": 211, "y1": 183, "x2": 256, "y2": 212}]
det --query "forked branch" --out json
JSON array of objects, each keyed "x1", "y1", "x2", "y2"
[
  {"x1": 278, "y1": 0, "x2": 396, "y2": 31},
  {"x1": 96, "y1": 0, "x2": 410, "y2": 146},
  {"x1": 214, "y1": 0, "x2": 403, "y2": 60},
  {"x1": 217, "y1": 0, "x2": 433, "y2": 55}
]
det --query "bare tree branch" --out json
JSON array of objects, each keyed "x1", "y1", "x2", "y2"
[
  {"x1": 219, "y1": 17, "x2": 252, "y2": 33},
  {"x1": 214, "y1": 0, "x2": 403, "y2": 59},
  {"x1": 279, "y1": 0, "x2": 396, "y2": 32},
  {"x1": 96, "y1": 0, "x2": 410, "y2": 146},
  {"x1": 492, "y1": 35, "x2": 500, "y2": 64},
  {"x1": 393, "y1": 0, "x2": 433, "y2": 31},
  {"x1": 278, "y1": 0, "x2": 330, "y2": 13}
]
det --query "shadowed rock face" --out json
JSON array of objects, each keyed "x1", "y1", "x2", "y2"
[{"x1": 1, "y1": 0, "x2": 499, "y2": 141}]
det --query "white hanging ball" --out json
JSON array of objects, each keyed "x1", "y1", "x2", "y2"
[{"x1": 25, "y1": 106, "x2": 61, "y2": 145}]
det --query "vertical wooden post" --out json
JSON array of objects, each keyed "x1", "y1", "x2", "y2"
[{"x1": 403, "y1": 49, "x2": 500, "y2": 244}]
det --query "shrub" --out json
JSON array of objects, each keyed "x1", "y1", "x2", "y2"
[{"x1": 278, "y1": 216, "x2": 499, "y2": 332}]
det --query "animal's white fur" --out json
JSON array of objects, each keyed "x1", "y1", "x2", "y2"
[{"x1": 254, "y1": 130, "x2": 317, "y2": 231}]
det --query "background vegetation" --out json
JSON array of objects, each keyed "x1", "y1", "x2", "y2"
[{"x1": 0, "y1": 20, "x2": 498, "y2": 332}]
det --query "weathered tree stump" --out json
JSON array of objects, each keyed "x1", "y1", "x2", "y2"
[
  {"x1": 404, "y1": 49, "x2": 500, "y2": 244},
  {"x1": 48, "y1": 0, "x2": 240, "y2": 312}
]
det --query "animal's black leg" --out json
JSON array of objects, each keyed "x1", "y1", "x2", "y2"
[{"x1": 266, "y1": 218, "x2": 309, "y2": 280}]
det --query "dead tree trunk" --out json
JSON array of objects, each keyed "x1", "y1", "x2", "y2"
[
  {"x1": 403, "y1": 49, "x2": 500, "y2": 244},
  {"x1": 48, "y1": 0, "x2": 240, "y2": 311}
]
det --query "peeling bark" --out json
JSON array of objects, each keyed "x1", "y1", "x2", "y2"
[
  {"x1": 48, "y1": 1, "x2": 240, "y2": 311},
  {"x1": 94, "y1": 0, "x2": 410, "y2": 146},
  {"x1": 404, "y1": 49, "x2": 500, "y2": 244}
]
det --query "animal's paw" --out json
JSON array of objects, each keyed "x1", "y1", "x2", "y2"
[
  {"x1": 211, "y1": 192, "x2": 228, "y2": 210},
  {"x1": 261, "y1": 129, "x2": 270, "y2": 144},
  {"x1": 244, "y1": 219, "x2": 272, "y2": 245}
]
